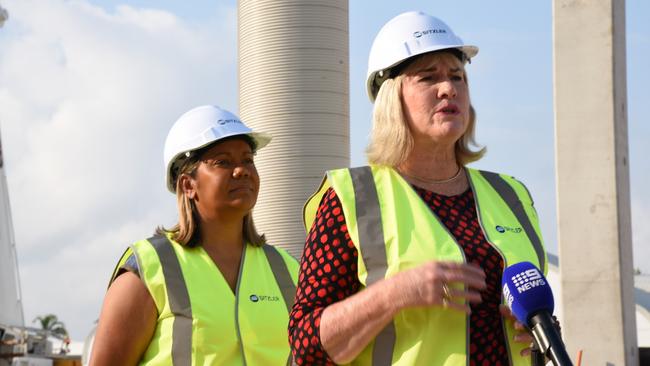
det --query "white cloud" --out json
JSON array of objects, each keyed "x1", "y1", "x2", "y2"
[{"x1": 0, "y1": 0, "x2": 237, "y2": 338}]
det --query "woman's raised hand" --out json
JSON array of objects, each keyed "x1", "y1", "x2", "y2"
[{"x1": 389, "y1": 261, "x2": 487, "y2": 313}]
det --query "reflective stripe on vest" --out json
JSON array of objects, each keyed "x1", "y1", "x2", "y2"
[
  {"x1": 479, "y1": 171, "x2": 545, "y2": 272},
  {"x1": 262, "y1": 245, "x2": 296, "y2": 313},
  {"x1": 124, "y1": 234, "x2": 298, "y2": 366},
  {"x1": 349, "y1": 167, "x2": 395, "y2": 366},
  {"x1": 307, "y1": 166, "x2": 545, "y2": 365},
  {"x1": 261, "y1": 245, "x2": 297, "y2": 366},
  {"x1": 148, "y1": 235, "x2": 193, "y2": 366}
]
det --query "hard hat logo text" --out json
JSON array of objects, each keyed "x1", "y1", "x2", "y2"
[
  {"x1": 217, "y1": 119, "x2": 243, "y2": 125},
  {"x1": 413, "y1": 29, "x2": 447, "y2": 38}
]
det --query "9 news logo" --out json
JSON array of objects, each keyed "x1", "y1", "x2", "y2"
[
  {"x1": 503, "y1": 267, "x2": 547, "y2": 308},
  {"x1": 511, "y1": 268, "x2": 546, "y2": 294}
]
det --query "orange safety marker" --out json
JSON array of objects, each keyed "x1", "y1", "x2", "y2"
[{"x1": 576, "y1": 349, "x2": 583, "y2": 366}]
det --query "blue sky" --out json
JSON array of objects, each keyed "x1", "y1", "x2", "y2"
[{"x1": 0, "y1": 0, "x2": 647, "y2": 340}]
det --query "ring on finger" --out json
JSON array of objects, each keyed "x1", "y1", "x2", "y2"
[{"x1": 442, "y1": 283, "x2": 451, "y2": 301}]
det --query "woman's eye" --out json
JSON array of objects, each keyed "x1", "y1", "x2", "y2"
[
  {"x1": 209, "y1": 159, "x2": 229, "y2": 166},
  {"x1": 451, "y1": 75, "x2": 464, "y2": 81}
]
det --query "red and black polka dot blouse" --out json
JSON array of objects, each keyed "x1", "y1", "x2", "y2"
[{"x1": 289, "y1": 185, "x2": 510, "y2": 366}]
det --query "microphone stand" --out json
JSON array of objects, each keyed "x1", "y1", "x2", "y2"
[
  {"x1": 531, "y1": 347, "x2": 546, "y2": 366},
  {"x1": 529, "y1": 312, "x2": 573, "y2": 366}
]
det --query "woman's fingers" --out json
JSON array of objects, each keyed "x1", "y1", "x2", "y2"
[
  {"x1": 434, "y1": 262, "x2": 486, "y2": 309},
  {"x1": 513, "y1": 320, "x2": 527, "y2": 331},
  {"x1": 499, "y1": 304, "x2": 536, "y2": 355},
  {"x1": 436, "y1": 263, "x2": 487, "y2": 291},
  {"x1": 499, "y1": 304, "x2": 515, "y2": 319},
  {"x1": 434, "y1": 262, "x2": 487, "y2": 313},
  {"x1": 392, "y1": 261, "x2": 488, "y2": 311},
  {"x1": 514, "y1": 332, "x2": 533, "y2": 343},
  {"x1": 515, "y1": 328, "x2": 534, "y2": 356},
  {"x1": 446, "y1": 288, "x2": 483, "y2": 303},
  {"x1": 438, "y1": 286, "x2": 479, "y2": 313},
  {"x1": 499, "y1": 306, "x2": 528, "y2": 332},
  {"x1": 442, "y1": 300, "x2": 472, "y2": 314},
  {"x1": 438, "y1": 261, "x2": 485, "y2": 274}
]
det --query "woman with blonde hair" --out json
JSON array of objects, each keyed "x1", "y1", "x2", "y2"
[
  {"x1": 91, "y1": 105, "x2": 298, "y2": 365},
  {"x1": 290, "y1": 11, "x2": 549, "y2": 365}
]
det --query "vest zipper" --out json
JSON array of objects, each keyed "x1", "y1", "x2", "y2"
[
  {"x1": 466, "y1": 171, "x2": 514, "y2": 366},
  {"x1": 234, "y1": 243, "x2": 248, "y2": 366}
]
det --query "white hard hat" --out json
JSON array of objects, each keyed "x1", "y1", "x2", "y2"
[
  {"x1": 163, "y1": 105, "x2": 271, "y2": 193},
  {"x1": 366, "y1": 11, "x2": 478, "y2": 102}
]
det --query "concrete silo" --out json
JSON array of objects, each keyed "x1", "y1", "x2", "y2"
[{"x1": 238, "y1": 0, "x2": 349, "y2": 258}]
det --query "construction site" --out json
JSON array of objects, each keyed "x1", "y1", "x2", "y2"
[{"x1": 1, "y1": 1, "x2": 649, "y2": 365}]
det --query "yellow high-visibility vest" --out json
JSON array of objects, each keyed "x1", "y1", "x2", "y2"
[
  {"x1": 112, "y1": 234, "x2": 298, "y2": 366},
  {"x1": 304, "y1": 165, "x2": 547, "y2": 366}
]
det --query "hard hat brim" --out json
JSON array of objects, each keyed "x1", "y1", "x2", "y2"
[{"x1": 366, "y1": 44, "x2": 478, "y2": 103}]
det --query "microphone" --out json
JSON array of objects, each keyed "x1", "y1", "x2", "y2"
[{"x1": 502, "y1": 261, "x2": 573, "y2": 366}]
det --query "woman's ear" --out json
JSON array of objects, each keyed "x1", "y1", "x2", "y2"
[{"x1": 178, "y1": 173, "x2": 197, "y2": 200}]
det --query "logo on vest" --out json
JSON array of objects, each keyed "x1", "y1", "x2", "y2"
[
  {"x1": 249, "y1": 294, "x2": 279, "y2": 303},
  {"x1": 495, "y1": 225, "x2": 522, "y2": 234}
]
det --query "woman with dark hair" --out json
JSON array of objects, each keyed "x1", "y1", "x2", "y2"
[{"x1": 91, "y1": 105, "x2": 298, "y2": 365}]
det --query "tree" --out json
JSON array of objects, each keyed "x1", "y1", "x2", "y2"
[{"x1": 32, "y1": 314, "x2": 68, "y2": 338}]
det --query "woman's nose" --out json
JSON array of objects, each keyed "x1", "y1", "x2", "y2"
[
  {"x1": 232, "y1": 165, "x2": 250, "y2": 178},
  {"x1": 437, "y1": 80, "x2": 457, "y2": 99}
]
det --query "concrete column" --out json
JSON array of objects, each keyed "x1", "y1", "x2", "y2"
[
  {"x1": 554, "y1": 1, "x2": 637, "y2": 364},
  {"x1": 238, "y1": 0, "x2": 349, "y2": 258}
]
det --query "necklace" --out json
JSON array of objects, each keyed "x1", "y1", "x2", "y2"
[{"x1": 400, "y1": 165, "x2": 463, "y2": 185}]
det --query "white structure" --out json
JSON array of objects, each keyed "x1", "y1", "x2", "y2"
[
  {"x1": 0, "y1": 3, "x2": 24, "y2": 329},
  {"x1": 546, "y1": 254, "x2": 650, "y2": 350},
  {"x1": 238, "y1": 0, "x2": 350, "y2": 258},
  {"x1": 553, "y1": 1, "x2": 637, "y2": 364},
  {"x1": 635, "y1": 275, "x2": 650, "y2": 349},
  {"x1": 0, "y1": 130, "x2": 24, "y2": 327}
]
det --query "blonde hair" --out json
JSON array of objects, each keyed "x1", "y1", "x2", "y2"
[
  {"x1": 158, "y1": 139, "x2": 266, "y2": 247},
  {"x1": 366, "y1": 52, "x2": 485, "y2": 167}
]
